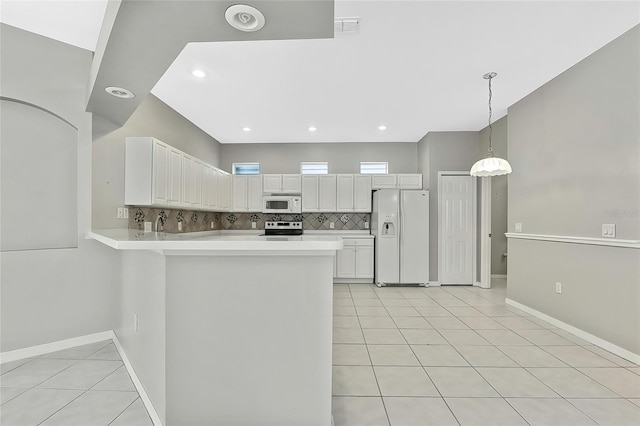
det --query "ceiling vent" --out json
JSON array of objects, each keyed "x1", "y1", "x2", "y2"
[
  {"x1": 225, "y1": 5, "x2": 266, "y2": 32},
  {"x1": 334, "y1": 17, "x2": 360, "y2": 34}
]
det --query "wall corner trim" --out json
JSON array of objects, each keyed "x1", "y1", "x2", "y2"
[
  {"x1": 505, "y1": 233, "x2": 640, "y2": 249},
  {"x1": 505, "y1": 298, "x2": 640, "y2": 365},
  {"x1": 0, "y1": 331, "x2": 163, "y2": 426}
]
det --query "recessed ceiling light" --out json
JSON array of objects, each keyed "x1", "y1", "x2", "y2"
[
  {"x1": 192, "y1": 69, "x2": 206, "y2": 78},
  {"x1": 308, "y1": 126, "x2": 317, "y2": 132},
  {"x1": 225, "y1": 4, "x2": 266, "y2": 32},
  {"x1": 105, "y1": 86, "x2": 135, "y2": 99},
  {"x1": 242, "y1": 127, "x2": 251, "y2": 132},
  {"x1": 378, "y1": 125, "x2": 387, "y2": 131}
]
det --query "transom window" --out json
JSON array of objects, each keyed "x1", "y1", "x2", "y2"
[
  {"x1": 360, "y1": 162, "x2": 388, "y2": 174},
  {"x1": 232, "y1": 162, "x2": 260, "y2": 175},
  {"x1": 300, "y1": 162, "x2": 328, "y2": 174}
]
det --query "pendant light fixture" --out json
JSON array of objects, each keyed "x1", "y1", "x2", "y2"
[{"x1": 470, "y1": 72, "x2": 512, "y2": 177}]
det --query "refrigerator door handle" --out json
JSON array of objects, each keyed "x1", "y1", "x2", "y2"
[{"x1": 399, "y1": 191, "x2": 404, "y2": 282}]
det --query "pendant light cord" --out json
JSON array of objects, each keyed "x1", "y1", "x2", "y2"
[{"x1": 487, "y1": 75, "x2": 493, "y2": 156}]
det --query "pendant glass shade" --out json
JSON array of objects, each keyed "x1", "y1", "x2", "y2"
[
  {"x1": 470, "y1": 156, "x2": 512, "y2": 177},
  {"x1": 471, "y1": 71, "x2": 512, "y2": 177}
]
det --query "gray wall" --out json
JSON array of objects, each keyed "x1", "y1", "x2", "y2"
[
  {"x1": 92, "y1": 94, "x2": 222, "y2": 229},
  {"x1": 0, "y1": 24, "x2": 118, "y2": 351},
  {"x1": 220, "y1": 142, "x2": 418, "y2": 174},
  {"x1": 507, "y1": 25, "x2": 640, "y2": 354},
  {"x1": 479, "y1": 117, "x2": 508, "y2": 275},
  {"x1": 417, "y1": 132, "x2": 481, "y2": 282}
]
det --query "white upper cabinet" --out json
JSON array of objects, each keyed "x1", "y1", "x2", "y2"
[
  {"x1": 282, "y1": 174, "x2": 302, "y2": 193},
  {"x1": 301, "y1": 175, "x2": 319, "y2": 212},
  {"x1": 397, "y1": 174, "x2": 422, "y2": 189},
  {"x1": 318, "y1": 175, "x2": 337, "y2": 211},
  {"x1": 125, "y1": 137, "x2": 229, "y2": 212},
  {"x1": 217, "y1": 169, "x2": 232, "y2": 211},
  {"x1": 371, "y1": 174, "x2": 397, "y2": 189},
  {"x1": 202, "y1": 164, "x2": 217, "y2": 209},
  {"x1": 371, "y1": 174, "x2": 422, "y2": 189},
  {"x1": 354, "y1": 175, "x2": 372, "y2": 212},
  {"x1": 336, "y1": 174, "x2": 372, "y2": 213},
  {"x1": 125, "y1": 137, "x2": 183, "y2": 207},
  {"x1": 336, "y1": 175, "x2": 354, "y2": 211},
  {"x1": 263, "y1": 174, "x2": 302, "y2": 193},
  {"x1": 151, "y1": 140, "x2": 169, "y2": 205},
  {"x1": 233, "y1": 175, "x2": 262, "y2": 212},
  {"x1": 304, "y1": 174, "x2": 372, "y2": 213}
]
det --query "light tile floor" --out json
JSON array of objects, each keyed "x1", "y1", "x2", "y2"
[
  {"x1": 2, "y1": 280, "x2": 639, "y2": 425},
  {"x1": 332, "y1": 279, "x2": 640, "y2": 426},
  {"x1": 0, "y1": 340, "x2": 153, "y2": 426}
]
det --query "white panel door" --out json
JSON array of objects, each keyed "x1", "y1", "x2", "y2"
[{"x1": 440, "y1": 176, "x2": 474, "y2": 284}]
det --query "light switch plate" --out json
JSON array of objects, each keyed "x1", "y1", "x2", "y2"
[
  {"x1": 602, "y1": 224, "x2": 616, "y2": 238},
  {"x1": 144, "y1": 222, "x2": 152, "y2": 232}
]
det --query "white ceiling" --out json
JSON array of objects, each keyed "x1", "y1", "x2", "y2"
[
  {"x1": 0, "y1": 0, "x2": 108, "y2": 51},
  {"x1": 2, "y1": 1, "x2": 639, "y2": 143}
]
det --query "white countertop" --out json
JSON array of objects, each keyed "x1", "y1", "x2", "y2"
[{"x1": 87, "y1": 229, "x2": 344, "y2": 253}]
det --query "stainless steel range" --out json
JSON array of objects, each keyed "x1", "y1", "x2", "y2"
[{"x1": 264, "y1": 221, "x2": 303, "y2": 236}]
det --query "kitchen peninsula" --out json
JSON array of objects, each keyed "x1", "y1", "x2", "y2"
[{"x1": 88, "y1": 229, "x2": 343, "y2": 426}]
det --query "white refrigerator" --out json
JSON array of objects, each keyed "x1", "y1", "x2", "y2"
[{"x1": 372, "y1": 189, "x2": 429, "y2": 287}]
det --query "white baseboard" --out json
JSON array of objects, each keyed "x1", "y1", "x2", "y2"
[
  {"x1": 0, "y1": 331, "x2": 113, "y2": 363},
  {"x1": 491, "y1": 274, "x2": 507, "y2": 279},
  {"x1": 505, "y1": 298, "x2": 640, "y2": 365},
  {"x1": 111, "y1": 333, "x2": 163, "y2": 426},
  {"x1": 0, "y1": 331, "x2": 163, "y2": 426}
]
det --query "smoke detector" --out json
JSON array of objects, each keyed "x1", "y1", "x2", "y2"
[
  {"x1": 225, "y1": 5, "x2": 265, "y2": 32},
  {"x1": 105, "y1": 86, "x2": 135, "y2": 99}
]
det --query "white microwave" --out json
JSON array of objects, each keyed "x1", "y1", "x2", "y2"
[{"x1": 263, "y1": 195, "x2": 302, "y2": 214}]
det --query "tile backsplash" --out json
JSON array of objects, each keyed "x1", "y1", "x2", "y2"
[{"x1": 128, "y1": 207, "x2": 370, "y2": 233}]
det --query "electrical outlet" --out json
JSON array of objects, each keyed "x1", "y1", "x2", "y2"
[
  {"x1": 251, "y1": 222, "x2": 256, "y2": 229},
  {"x1": 364, "y1": 222, "x2": 369, "y2": 229},
  {"x1": 123, "y1": 208, "x2": 129, "y2": 219},
  {"x1": 515, "y1": 222, "x2": 522, "y2": 232},
  {"x1": 117, "y1": 207, "x2": 124, "y2": 219},
  {"x1": 133, "y1": 313, "x2": 139, "y2": 332},
  {"x1": 555, "y1": 282, "x2": 562, "y2": 294},
  {"x1": 330, "y1": 222, "x2": 335, "y2": 229},
  {"x1": 144, "y1": 222, "x2": 152, "y2": 232},
  {"x1": 178, "y1": 222, "x2": 183, "y2": 231},
  {"x1": 211, "y1": 221, "x2": 214, "y2": 229},
  {"x1": 602, "y1": 224, "x2": 616, "y2": 238}
]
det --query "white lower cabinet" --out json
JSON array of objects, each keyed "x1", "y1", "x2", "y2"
[{"x1": 334, "y1": 236, "x2": 374, "y2": 283}]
